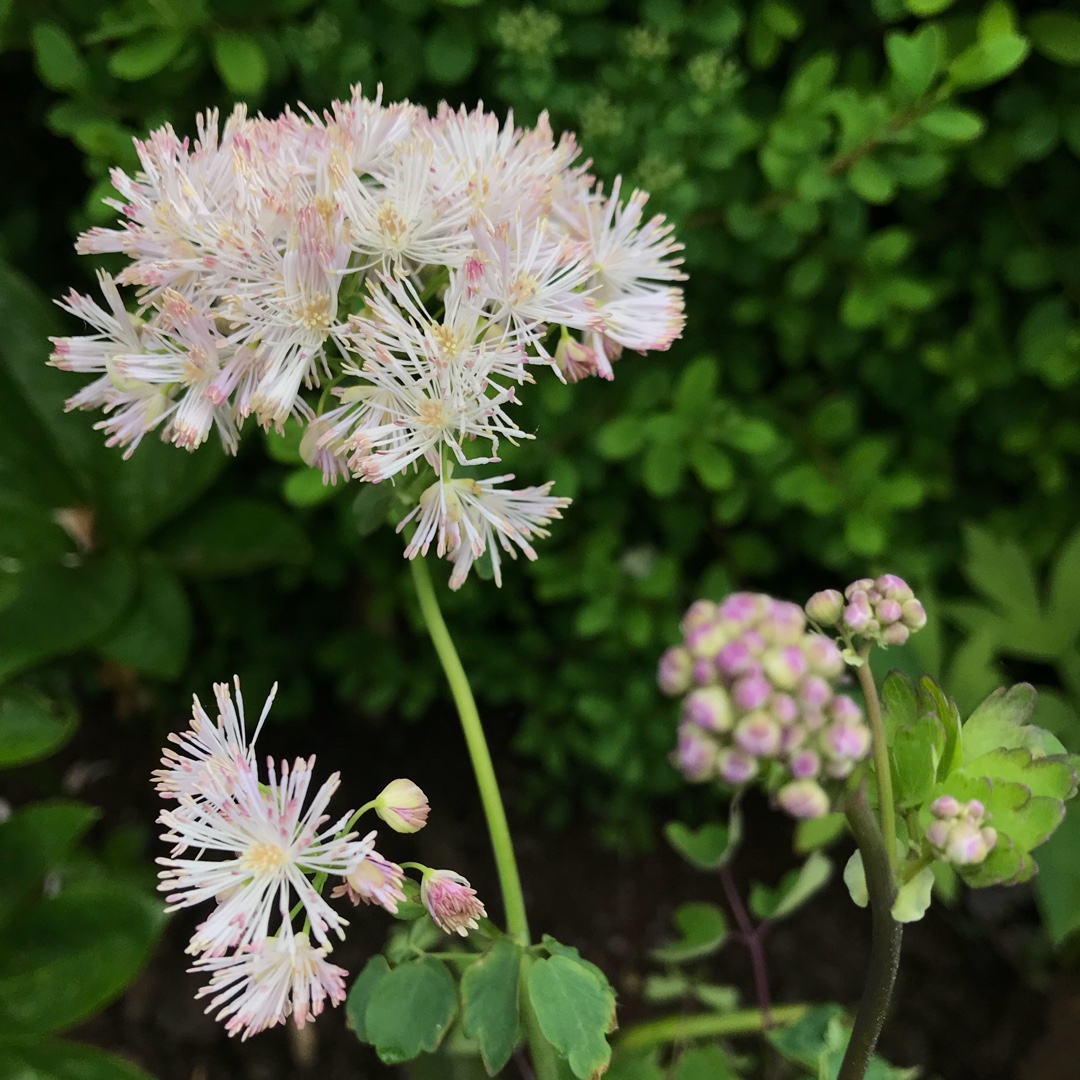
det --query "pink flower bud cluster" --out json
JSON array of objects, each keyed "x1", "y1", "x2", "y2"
[
  {"x1": 658, "y1": 593, "x2": 873, "y2": 819},
  {"x1": 805, "y1": 574, "x2": 927, "y2": 647},
  {"x1": 926, "y1": 796, "x2": 997, "y2": 866}
]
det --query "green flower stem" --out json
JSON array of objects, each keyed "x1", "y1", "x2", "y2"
[
  {"x1": 838, "y1": 789, "x2": 903, "y2": 1080},
  {"x1": 856, "y1": 644, "x2": 898, "y2": 876},
  {"x1": 409, "y1": 557, "x2": 560, "y2": 1080},
  {"x1": 618, "y1": 1004, "x2": 811, "y2": 1053},
  {"x1": 410, "y1": 557, "x2": 530, "y2": 941}
]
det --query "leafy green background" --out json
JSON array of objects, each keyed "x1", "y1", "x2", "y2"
[{"x1": 2, "y1": 0, "x2": 1079, "y2": 919}]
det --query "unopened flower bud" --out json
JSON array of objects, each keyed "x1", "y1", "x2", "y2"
[
  {"x1": 781, "y1": 724, "x2": 809, "y2": 751},
  {"x1": 673, "y1": 724, "x2": 718, "y2": 781},
  {"x1": 845, "y1": 578, "x2": 875, "y2": 600},
  {"x1": 716, "y1": 640, "x2": 755, "y2": 678},
  {"x1": 926, "y1": 820, "x2": 951, "y2": 849},
  {"x1": 718, "y1": 592, "x2": 767, "y2": 626},
  {"x1": 881, "y1": 623, "x2": 910, "y2": 646},
  {"x1": 944, "y1": 821, "x2": 994, "y2": 865},
  {"x1": 762, "y1": 645, "x2": 807, "y2": 690},
  {"x1": 965, "y1": 799, "x2": 986, "y2": 822},
  {"x1": 421, "y1": 869, "x2": 487, "y2": 936},
  {"x1": 901, "y1": 599, "x2": 927, "y2": 631},
  {"x1": 830, "y1": 695, "x2": 863, "y2": 725},
  {"x1": 332, "y1": 852, "x2": 408, "y2": 913},
  {"x1": 717, "y1": 748, "x2": 758, "y2": 784},
  {"x1": 732, "y1": 672, "x2": 771, "y2": 711},
  {"x1": 876, "y1": 599, "x2": 902, "y2": 624},
  {"x1": 734, "y1": 712, "x2": 781, "y2": 757},
  {"x1": 789, "y1": 749, "x2": 821, "y2": 779},
  {"x1": 554, "y1": 335, "x2": 600, "y2": 383},
  {"x1": 843, "y1": 599, "x2": 873, "y2": 633},
  {"x1": 803, "y1": 635, "x2": 845, "y2": 678},
  {"x1": 760, "y1": 600, "x2": 807, "y2": 644},
  {"x1": 375, "y1": 779, "x2": 431, "y2": 833},
  {"x1": 683, "y1": 687, "x2": 734, "y2": 732},
  {"x1": 658, "y1": 646, "x2": 693, "y2": 696},
  {"x1": 930, "y1": 795, "x2": 960, "y2": 819},
  {"x1": 777, "y1": 779, "x2": 830, "y2": 819},
  {"x1": 875, "y1": 574, "x2": 914, "y2": 603},
  {"x1": 692, "y1": 657, "x2": 716, "y2": 686},
  {"x1": 805, "y1": 589, "x2": 845, "y2": 626},
  {"x1": 770, "y1": 692, "x2": 799, "y2": 726},
  {"x1": 686, "y1": 621, "x2": 727, "y2": 658},
  {"x1": 824, "y1": 721, "x2": 871, "y2": 761},
  {"x1": 798, "y1": 675, "x2": 833, "y2": 709},
  {"x1": 681, "y1": 599, "x2": 718, "y2": 633}
]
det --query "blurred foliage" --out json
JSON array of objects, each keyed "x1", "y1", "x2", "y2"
[{"x1": 1, "y1": 0, "x2": 1079, "y2": 865}]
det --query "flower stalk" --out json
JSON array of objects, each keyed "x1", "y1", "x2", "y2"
[{"x1": 618, "y1": 1004, "x2": 811, "y2": 1053}]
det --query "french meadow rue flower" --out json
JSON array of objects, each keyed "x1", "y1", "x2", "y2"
[
  {"x1": 331, "y1": 849, "x2": 408, "y2": 913},
  {"x1": 53, "y1": 88, "x2": 686, "y2": 590},
  {"x1": 420, "y1": 869, "x2": 487, "y2": 936},
  {"x1": 374, "y1": 778, "x2": 430, "y2": 833}
]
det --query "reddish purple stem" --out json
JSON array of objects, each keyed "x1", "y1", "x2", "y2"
[{"x1": 720, "y1": 866, "x2": 773, "y2": 1027}]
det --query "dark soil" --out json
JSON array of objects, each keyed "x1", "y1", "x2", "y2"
[{"x1": 23, "y1": 684, "x2": 1078, "y2": 1080}]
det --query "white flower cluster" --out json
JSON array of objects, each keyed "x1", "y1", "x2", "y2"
[
  {"x1": 155, "y1": 677, "x2": 481, "y2": 1038},
  {"x1": 51, "y1": 87, "x2": 685, "y2": 587}
]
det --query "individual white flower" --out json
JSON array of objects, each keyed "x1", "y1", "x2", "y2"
[
  {"x1": 152, "y1": 677, "x2": 277, "y2": 803},
  {"x1": 399, "y1": 474, "x2": 571, "y2": 589},
  {"x1": 319, "y1": 83, "x2": 419, "y2": 178},
  {"x1": 158, "y1": 754, "x2": 371, "y2": 955},
  {"x1": 192, "y1": 931, "x2": 347, "y2": 1040}
]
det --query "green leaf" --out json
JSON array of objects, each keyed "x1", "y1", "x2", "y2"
[
  {"x1": 673, "y1": 357, "x2": 719, "y2": 418},
  {"x1": 527, "y1": 955, "x2": 616, "y2": 1080},
  {"x1": 885, "y1": 26, "x2": 942, "y2": 97},
  {"x1": 793, "y1": 812, "x2": 846, "y2": 854},
  {"x1": 595, "y1": 416, "x2": 646, "y2": 461},
  {"x1": 156, "y1": 498, "x2": 311, "y2": 576},
  {"x1": 650, "y1": 902, "x2": 727, "y2": 963},
  {"x1": 0, "y1": 1037, "x2": 155, "y2": 1080},
  {"x1": 1048, "y1": 526, "x2": 1080, "y2": 638},
  {"x1": 352, "y1": 483, "x2": 395, "y2": 537},
  {"x1": 665, "y1": 807, "x2": 742, "y2": 870},
  {"x1": 672, "y1": 1044, "x2": 739, "y2": 1080},
  {"x1": 890, "y1": 865, "x2": 935, "y2": 923},
  {"x1": 346, "y1": 954, "x2": 390, "y2": 1043},
  {"x1": 880, "y1": 671, "x2": 918, "y2": 744},
  {"x1": 283, "y1": 468, "x2": 339, "y2": 508},
  {"x1": 961, "y1": 683, "x2": 1042, "y2": 763},
  {"x1": 964, "y1": 746, "x2": 1078, "y2": 800},
  {"x1": 848, "y1": 158, "x2": 895, "y2": 204},
  {"x1": 1035, "y1": 803, "x2": 1080, "y2": 945},
  {"x1": 425, "y1": 23, "x2": 478, "y2": 84},
  {"x1": 0, "y1": 802, "x2": 99, "y2": 929},
  {"x1": 1028, "y1": 11, "x2": 1080, "y2": 65},
  {"x1": 0, "y1": 689, "x2": 78, "y2": 770},
  {"x1": 364, "y1": 958, "x2": 458, "y2": 1063},
  {"x1": 920, "y1": 676, "x2": 961, "y2": 778},
  {"x1": 0, "y1": 880, "x2": 164, "y2": 1035},
  {"x1": 948, "y1": 33, "x2": 1030, "y2": 90},
  {"x1": 917, "y1": 105, "x2": 986, "y2": 142},
  {"x1": 0, "y1": 552, "x2": 137, "y2": 685},
  {"x1": 904, "y1": 0, "x2": 956, "y2": 15},
  {"x1": 642, "y1": 440, "x2": 686, "y2": 498},
  {"x1": 689, "y1": 442, "x2": 735, "y2": 492},
  {"x1": 961, "y1": 831, "x2": 1033, "y2": 887},
  {"x1": 985, "y1": 780, "x2": 1065, "y2": 851},
  {"x1": 211, "y1": 31, "x2": 269, "y2": 95},
  {"x1": 30, "y1": 24, "x2": 89, "y2": 91},
  {"x1": 108, "y1": 29, "x2": 186, "y2": 80},
  {"x1": 99, "y1": 565, "x2": 192, "y2": 679},
  {"x1": 460, "y1": 940, "x2": 521, "y2": 1075},
  {"x1": 749, "y1": 852, "x2": 832, "y2": 921}
]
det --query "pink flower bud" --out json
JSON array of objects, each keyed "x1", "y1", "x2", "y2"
[
  {"x1": 901, "y1": 599, "x2": 927, "y2": 631},
  {"x1": 965, "y1": 799, "x2": 986, "y2": 823},
  {"x1": 716, "y1": 640, "x2": 755, "y2": 678},
  {"x1": 733, "y1": 672, "x2": 772, "y2": 711},
  {"x1": 843, "y1": 600, "x2": 872, "y2": 633},
  {"x1": 692, "y1": 657, "x2": 716, "y2": 686},
  {"x1": 805, "y1": 589, "x2": 845, "y2": 626},
  {"x1": 845, "y1": 578, "x2": 875, "y2": 600},
  {"x1": 683, "y1": 687, "x2": 734, "y2": 732},
  {"x1": 945, "y1": 822, "x2": 992, "y2": 866},
  {"x1": 760, "y1": 600, "x2": 807, "y2": 644},
  {"x1": 762, "y1": 645, "x2": 807, "y2": 690},
  {"x1": 375, "y1": 779, "x2": 430, "y2": 833},
  {"x1": 931, "y1": 795, "x2": 960, "y2": 819},
  {"x1": 421, "y1": 869, "x2": 487, "y2": 936},
  {"x1": 824, "y1": 721, "x2": 871, "y2": 761},
  {"x1": 876, "y1": 599, "x2": 902, "y2": 624},
  {"x1": 802, "y1": 635, "x2": 845, "y2": 678},
  {"x1": 742, "y1": 629, "x2": 767, "y2": 656},
  {"x1": 777, "y1": 779, "x2": 830, "y2": 819},
  {"x1": 734, "y1": 712, "x2": 781, "y2": 757},
  {"x1": 926, "y1": 820, "x2": 951, "y2": 849},
  {"x1": 823, "y1": 757, "x2": 856, "y2": 779},
  {"x1": 798, "y1": 675, "x2": 833, "y2": 709},
  {"x1": 881, "y1": 623, "x2": 910, "y2": 646},
  {"x1": 770, "y1": 693, "x2": 799, "y2": 726},
  {"x1": 673, "y1": 724, "x2": 718, "y2": 781},
  {"x1": 686, "y1": 621, "x2": 728, "y2": 658},
  {"x1": 658, "y1": 646, "x2": 693, "y2": 695},
  {"x1": 789, "y1": 749, "x2": 821, "y2": 779},
  {"x1": 681, "y1": 599, "x2": 719, "y2": 634},
  {"x1": 331, "y1": 852, "x2": 408, "y2": 913},
  {"x1": 830, "y1": 695, "x2": 863, "y2": 725},
  {"x1": 717, "y1": 748, "x2": 759, "y2": 784},
  {"x1": 781, "y1": 724, "x2": 809, "y2": 751},
  {"x1": 981, "y1": 826, "x2": 997, "y2": 850},
  {"x1": 718, "y1": 592, "x2": 767, "y2": 626},
  {"x1": 554, "y1": 335, "x2": 600, "y2": 383},
  {"x1": 875, "y1": 574, "x2": 914, "y2": 603}
]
